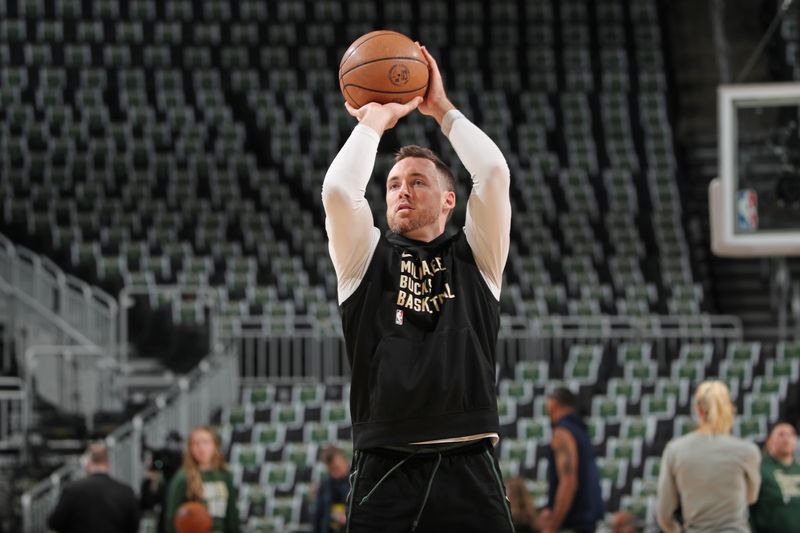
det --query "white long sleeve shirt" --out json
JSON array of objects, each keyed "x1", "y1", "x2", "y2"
[{"x1": 321, "y1": 109, "x2": 511, "y2": 305}]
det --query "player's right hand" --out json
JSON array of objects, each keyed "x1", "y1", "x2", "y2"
[{"x1": 345, "y1": 96, "x2": 423, "y2": 135}]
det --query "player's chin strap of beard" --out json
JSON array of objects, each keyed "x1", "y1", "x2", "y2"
[{"x1": 357, "y1": 449, "x2": 443, "y2": 532}]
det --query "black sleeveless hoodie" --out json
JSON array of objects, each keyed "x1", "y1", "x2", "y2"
[{"x1": 340, "y1": 229, "x2": 501, "y2": 450}]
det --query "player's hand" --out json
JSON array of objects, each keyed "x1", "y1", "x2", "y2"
[
  {"x1": 345, "y1": 97, "x2": 422, "y2": 134},
  {"x1": 416, "y1": 44, "x2": 455, "y2": 125}
]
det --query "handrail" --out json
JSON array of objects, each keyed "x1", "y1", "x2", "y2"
[{"x1": 20, "y1": 350, "x2": 238, "y2": 533}]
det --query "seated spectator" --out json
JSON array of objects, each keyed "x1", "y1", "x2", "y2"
[
  {"x1": 656, "y1": 380, "x2": 761, "y2": 532},
  {"x1": 313, "y1": 445, "x2": 350, "y2": 533},
  {"x1": 504, "y1": 475, "x2": 541, "y2": 533},
  {"x1": 750, "y1": 420, "x2": 800, "y2": 532}
]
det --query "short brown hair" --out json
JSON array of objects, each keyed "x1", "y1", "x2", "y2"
[
  {"x1": 394, "y1": 145, "x2": 456, "y2": 193},
  {"x1": 320, "y1": 444, "x2": 345, "y2": 466},
  {"x1": 87, "y1": 442, "x2": 109, "y2": 466}
]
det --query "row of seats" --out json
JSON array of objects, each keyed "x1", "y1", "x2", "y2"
[
  {"x1": 205, "y1": 340, "x2": 799, "y2": 528},
  {"x1": 1, "y1": 0, "x2": 705, "y2": 336}
]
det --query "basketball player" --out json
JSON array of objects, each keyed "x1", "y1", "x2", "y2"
[{"x1": 322, "y1": 45, "x2": 513, "y2": 532}]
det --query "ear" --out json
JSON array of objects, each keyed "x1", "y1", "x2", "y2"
[{"x1": 442, "y1": 190, "x2": 455, "y2": 210}]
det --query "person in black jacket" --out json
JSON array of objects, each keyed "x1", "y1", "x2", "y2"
[
  {"x1": 322, "y1": 44, "x2": 513, "y2": 533},
  {"x1": 48, "y1": 442, "x2": 140, "y2": 533}
]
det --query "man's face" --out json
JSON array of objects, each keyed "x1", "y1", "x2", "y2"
[
  {"x1": 767, "y1": 423, "x2": 798, "y2": 460},
  {"x1": 327, "y1": 454, "x2": 349, "y2": 480},
  {"x1": 386, "y1": 157, "x2": 453, "y2": 241}
]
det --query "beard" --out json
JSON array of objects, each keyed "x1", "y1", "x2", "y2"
[{"x1": 387, "y1": 206, "x2": 439, "y2": 235}]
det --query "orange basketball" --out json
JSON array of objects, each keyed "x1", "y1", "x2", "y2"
[
  {"x1": 339, "y1": 30, "x2": 429, "y2": 108},
  {"x1": 174, "y1": 501, "x2": 212, "y2": 533}
]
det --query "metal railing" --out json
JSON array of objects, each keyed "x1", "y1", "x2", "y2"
[
  {"x1": 218, "y1": 313, "x2": 744, "y2": 380},
  {"x1": 0, "y1": 376, "x2": 24, "y2": 448},
  {"x1": 0, "y1": 234, "x2": 121, "y2": 446},
  {"x1": 0, "y1": 234, "x2": 117, "y2": 353},
  {"x1": 21, "y1": 350, "x2": 238, "y2": 533}
]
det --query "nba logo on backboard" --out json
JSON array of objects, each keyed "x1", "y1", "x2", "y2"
[
  {"x1": 395, "y1": 309, "x2": 404, "y2": 325},
  {"x1": 737, "y1": 189, "x2": 758, "y2": 231}
]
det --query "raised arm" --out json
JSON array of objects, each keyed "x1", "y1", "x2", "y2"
[
  {"x1": 321, "y1": 98, "x2": 422, "y2": 304},
  {"x1": 417, "y1": 46, "x2": 511, "y2": 299}
]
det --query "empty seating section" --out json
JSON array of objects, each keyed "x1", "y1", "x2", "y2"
[{"x1": 0, "y1": 0, "x2": 706, "y2": 334}]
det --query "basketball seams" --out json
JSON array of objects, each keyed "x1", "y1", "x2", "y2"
[
  {"x1": 338, "y1": 30, "x2": 400, "y2": 68},
  {"x1": 340, "y1": 84, "x2": 429, "y2": 95},
  {"x1": 339, "y1": 57, "x2": 428, "y2": 79}
]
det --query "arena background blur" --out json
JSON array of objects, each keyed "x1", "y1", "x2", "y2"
[{"x1": 1, "y1": 0, "x2": 800, "y2": 532}]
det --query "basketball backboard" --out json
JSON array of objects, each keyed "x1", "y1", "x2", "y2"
[{"x1": 710, "y1": 83, "x2": 800, "y2": 256}]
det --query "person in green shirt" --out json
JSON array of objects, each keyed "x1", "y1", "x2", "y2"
[
  {"x1": 751, "y1": 421, "x2": 800, "y2": 533},
  {"x1": 165, "y1": 426, "x2": 240, "y2": 533}
]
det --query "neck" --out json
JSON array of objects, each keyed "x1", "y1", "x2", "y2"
[
  {"x1": 86, "y1": 465, "x2": 109, "y2": 475},
  {"x1": 773, "y1": 453, "x2": 795, "y2": 466},
  {"x1": 553, "y1": 409, "x2": 575, "y2": 423},
  {"x1": 696, "y1": 423, "x2": 724, "y2": 435}
]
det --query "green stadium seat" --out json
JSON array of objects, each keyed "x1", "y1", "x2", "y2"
[
  {"x1": 743, "y1": 392, "x2": 780, "y2": 421},
  {"x1": 585, "y1": 416, "x2": 606, "y2": 446},
  {"x1": 778, "y1": 341, "x2": 800, "y2": 360},
  {"x1": 497, "y1": 396, "x2": 517, "y2": 426},
  {"x1": 272, "y1": 403, "x2": 304, "y2": 427},
  {"x1": 607, "y1": 378, "x2": 642, "y2": 405},
  {"x1": 517, "y1": 418, "x2": 551, "y2": 442},
  {"x1": 515, "y1": 361, "x2": 549, "y2": 384},
  {"x1": 619, "y1": 416, "x2": 657, "y2": 444},
  {"x1": 260, "y1": 462, "x2": 297, "y2": 492},
  {"x1": 591, "y1": 396, "x2": 626, "y2": 423},
  {"x1": 766, "y1": 358, "x2": 799, "y2": 381},
  {"x1": 499, "y1": 379, "x2": 534, "y2": 405},
  {"x1": 251, "y1": 423, "x2": 287, "y2": 450},
  {"x1": 596, "y1": 457, "x2": 628, "y2": 489},
  {"x1": 734, "y1": 415, "x2": 768, "y2": 441},
  {"x1": 655, "y1": 378, "x2": 690, "y2": 407},
  {"x1": 640, "y1": 394, "x2": 676, "y2": 420},
  {"x1": 672, "y1": 415, "x2": 696, "y2": 438},
  {"x1": 283, "y1": 442, "x2": 318, "y2": 470},
  {"x1": 500, "y1": 438, "x2": 538, "y2": 468},
  {"x1": 671, "y1": 360, "x2": 705, "y2": 382},
  {"x1": 230, "y1": 443, "x2": 264, "y2": 469}
]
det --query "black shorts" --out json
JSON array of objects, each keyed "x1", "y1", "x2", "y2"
[{"x1": 346, "y1": 439, "x2": 516, "y2": 533}]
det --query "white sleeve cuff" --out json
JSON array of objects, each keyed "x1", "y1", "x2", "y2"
[
  {"x1": 440, "y1": 109, "x2": 464, "y2": 137},
  {"x1": 354, "y1": 123, "x2": 382, "y2": 143}
]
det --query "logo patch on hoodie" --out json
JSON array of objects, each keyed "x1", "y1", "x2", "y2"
[{"x1": 395, "y1": 254, "x2": 455, "y2": 315}]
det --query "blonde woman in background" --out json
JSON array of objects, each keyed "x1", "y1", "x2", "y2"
[
  {"x1": 504, "y1": 476, "x2": 541, "y2": 533},
  {"x1": 165, "y1": 426, "x2": 240, "y2": 533},
  {"x1": 656, "y1": 380, "x2": 761, "y2": 532}
]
